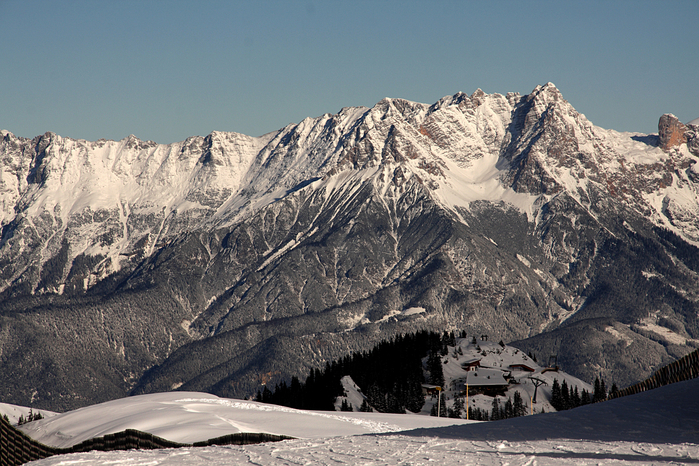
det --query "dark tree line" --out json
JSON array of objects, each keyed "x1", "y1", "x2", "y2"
[
  {"x1": 550, "y1": 376, "x2": 613, "y2": 411},
  {"x1": 16, "y1": 410, "x2": 44, "y2": 425},
  {"x1": 257, "y1": 330, "x2": 461, "y2": 413},
  {"x1": 255, "y1": 366, "x2": 343, "y2": 411},
  {"x1": 455, "y1": 391, "x2": 527, "y2": 421}
]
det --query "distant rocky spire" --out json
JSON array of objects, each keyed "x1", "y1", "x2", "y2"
[{"x1": 658, "y1": 113, "x2": 687, "y2": 150}]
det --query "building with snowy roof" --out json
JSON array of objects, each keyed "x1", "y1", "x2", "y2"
[{"x1": 458, "y1": 368, "x2": 510, "y2": 396}]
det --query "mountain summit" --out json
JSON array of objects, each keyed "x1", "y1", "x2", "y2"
[{"x1": 1, "y1": 84, "x2": 698, "y2": 411}]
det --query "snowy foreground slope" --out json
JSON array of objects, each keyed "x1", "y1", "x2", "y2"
[
  {"x1": 22, "y1": 378, "x2": 699, "y2": 465},
  {"x1": 17, "y1": 392, "x2": 471, "y2": 448}
]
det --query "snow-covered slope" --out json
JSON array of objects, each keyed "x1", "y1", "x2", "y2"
[
  {"x1": 334, "y1": 375, "x2": 367, "y2": 412},
  {"x1": 18, "y1": 391, "x2": 471, "y2": 449},
  {"x1": 0, "y1": 402, "x2": 56, "y2": 425},
  {"x1": 23, "y1": 378, "x2": 699, "y2": 465}
]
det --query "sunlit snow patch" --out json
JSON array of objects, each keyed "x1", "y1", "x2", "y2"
[
  {"x1": 636, "y1": 317, "x2": 690, "y2": 346},
  {"x1": 604, "y1": 326, "x2": 634, "y2": 347}
]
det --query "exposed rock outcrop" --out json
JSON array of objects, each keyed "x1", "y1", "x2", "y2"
[
  {"x1": 686, "y1": 119, "x2": 699, "y2": 157},
  {"x1": 658, "y1": 113, "x2": 687, "y2": 150}
]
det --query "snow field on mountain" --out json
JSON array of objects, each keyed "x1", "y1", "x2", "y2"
[{"x1": 430, "y1": 149, "x2": 532, "y2": 207}]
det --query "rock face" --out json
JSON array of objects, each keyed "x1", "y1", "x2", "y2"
[
  {"x1": 1, "y1": 84, "x2": 699, "y2": 411},
  {"x1": 685, "y1": 119, "x2": 699, "y2": 157},
  {"x1": 658, "y1": 113, "x2": 687, "y2": 150}
]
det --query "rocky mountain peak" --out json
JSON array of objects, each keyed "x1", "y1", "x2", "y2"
[
  {"x1": 658, "y1": 113, "x2": 688, "y2": 151},
  {"x1": 528, "y1": 82, "x2": 563, "y2": 103},
  {"x1": 470, "y1": 88, "x2": 487, "y2": 106}
]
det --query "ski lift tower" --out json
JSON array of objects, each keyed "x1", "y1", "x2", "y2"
[
  {"x1": 548, "y1": 338, "x2": 560, "y2": 370},
  {"x1": 528, "y1": 376, "x2": 547, "y2": 404},
  {"x1": 547, "y1": 354, "x2": 558, "y2": 369}
]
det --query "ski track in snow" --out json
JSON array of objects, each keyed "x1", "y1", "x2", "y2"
[{"x1": 26, "y1": 437, "x2": 699, "y2": 465}]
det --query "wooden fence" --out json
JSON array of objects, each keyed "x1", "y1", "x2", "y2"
[{"x1": 607, "y1": 348, "x2": 699, "y2": 400}]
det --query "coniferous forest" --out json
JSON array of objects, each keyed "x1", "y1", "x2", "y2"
[
  {"x1": 548, "y1": 377, "x2": 611, "y2": 411},
  {"x1": 256, "y1": 330, "x2": 456, "y2": 413}
]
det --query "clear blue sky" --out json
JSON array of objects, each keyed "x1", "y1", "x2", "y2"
[{"x1": 2, "y1": 0, "x2": 697, "y2": 144}]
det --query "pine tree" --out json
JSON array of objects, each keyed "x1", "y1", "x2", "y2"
[
  {"x1": 440, "y1": 341, "x2": 449, "y2": 357},
  {"x1": 504, "y1": 397, "x2": 514, "y2": 419},
  {"x1": 359, "y1": 399, "x2": 372, "y2": 412},
  {"x1": 405, "y1": 374, "x2": 425, "y2": 413},
  {"x1": 385, "y1": 392, "x2": 403, "y2": 414},
  {"x1": 367, "y1": 384, "x2": 386, "y2": 412},
  {"x1": 513, "y1": 391, "x2": 526, "y2": 417},
  {"x1": 427, "y1": 350, "x2": 445, "y2": 386},
  {"x1": 593, "y1": 377, "x2": 607, "y2": 402},
  {"x1": 581, "y1": 388, "x2": 591, "y2": 405},
  {"x1": 289, "y1": 376, "x2": 302, "y2": 408},
  {"x1": 600, "y1": 379, "x2": 607, "y2": 400},
  {"x1": 490, "y1": 397, "x2": 501, "y2": 421},
  {"x1": 451, "y1": 396, "x2": 464, "y2": 418},
  {"x1": 261, "y1": 386, "x2": 273, "y2": 403},
  {"x1": 561, "y1": 380, "x2": 570, "y2": 410},
  {"x1": 572, "y1": 386, "x2": 581, "y2": 408},
  {"x1": 550, "y1": 379, "x2": 562, "y2": 411}
]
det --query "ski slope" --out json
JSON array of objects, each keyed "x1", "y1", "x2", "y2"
[
  {"x1": 18, "y1": 391, "x2": 472, "y2": 449},
  {"x1": 19, "y1": 378, "x2": 699, "y2": 465}
]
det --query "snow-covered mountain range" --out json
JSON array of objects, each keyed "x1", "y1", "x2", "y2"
[{"x1": 1, "y1": 83, "x2": 698, "y2": 411}]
